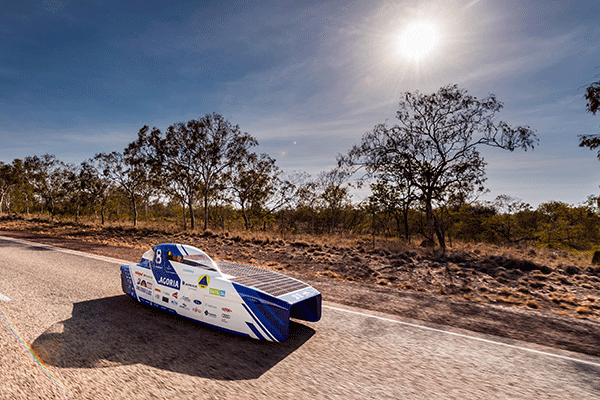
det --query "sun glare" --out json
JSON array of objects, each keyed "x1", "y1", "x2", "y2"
[{"x1": 398, "y1": 21, "x2": 441, "y2": 62}]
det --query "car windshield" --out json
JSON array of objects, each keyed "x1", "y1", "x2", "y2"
[
  {"x1": 141, "y1": 249, "x2": 154, "y2": 262},
  {"x1": 181, "y1": 253, "x2": 218, "y2": 271}
]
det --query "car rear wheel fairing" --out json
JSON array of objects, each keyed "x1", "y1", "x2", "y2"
[
  {"x1": 290, "y1": 293, "x2": 322, "y2": 322},
  {"x1": 234, "y1": 283, "x2": 290, "y2": 342}
]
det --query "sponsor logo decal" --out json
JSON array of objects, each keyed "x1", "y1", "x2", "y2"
[
  {"x1": 193, "y1": 299, "x2": 202, "y2": 305},
  {"x1": 221, "y1": 307, "x2": 232, "y2": 313},
  {"x1": 198, "y1": 275, "x2": 210, "y2": 289},
  {"x1": 183, "y1": 268, "x2": 195, "y2": 274},
  {"x1": 158, "y1": 276, "x2": 180, "y2": 289},
  {"x1": 171, "y1": 300, "x2": 178, "y2": 306},
  {"x1": 154, "y1": 288, "x2": 161, "y2": 293},
  {"x1": 162, "y1": 296, "x2": 169, "y2": 303},
  {"x1": 155, "y1": 294, "x2": 160, "y2": 299},
  {"x1": 137, "y1": 278, "x2": 151, "y2": 288},
  {"x1": 182, "y1": 296, "x2": 191, "y2": 302},
  {"x1": 182, "y1": 281, "x2": 197, "y2": 290},
  {"x1": 205, "y1": 303, "x2": 217, "y2": 309},
  {"x1": 135, "y1": 271, "x2": 144, "y2": 276},
  {"x1": 209, "y1": 288, "x2": 226, "y2": 297},
  {"x1": 172, "y1": 292, "x2": 178, "y2": 299},
  {"x1": 204, "y1": 310, "x2": 216, "y2": 318},
  {"x1": 221, "y1": 313, "x2": 231, "y2": 319},
  {"x1": 179, "y1": 303, "x2": 189, "y2": 310},
  {"x1": 136, "y1": 286, "x2": 152, "y2": 296},
  {"x1": 192, "y1": 307, "x2": 203, "y2": 314}
]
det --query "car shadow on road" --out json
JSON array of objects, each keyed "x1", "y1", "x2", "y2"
[{"x1": 31, "y1": 295, "x2": 315, "y2": 380}]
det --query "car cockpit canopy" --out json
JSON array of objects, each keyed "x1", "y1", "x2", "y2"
[{"x1": 141, "y1": 244, "x2": 222, "y2": 274}]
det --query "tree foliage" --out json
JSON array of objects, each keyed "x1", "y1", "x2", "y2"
[{"x1": 579, "y1": 80, "x2": 600, "y2": 157}]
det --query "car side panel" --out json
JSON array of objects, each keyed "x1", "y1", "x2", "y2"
[{"x1": 121, "y1": 264, "x2": 274, "y2": 340}]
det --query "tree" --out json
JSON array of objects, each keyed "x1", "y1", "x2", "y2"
[
  {"x1": 189, "y1": 113, "x2": 257, "y2": 231},
  {"x1": 344, "y1": 84, "x2": 537, "y2": 249},
  {"x1": 368, "y1": 177, "x2": 416, "y2": 240},
  {"x1": 128, "y1": 113, "x2": 257, "y2": 231},
  {"x1": 62, "y1": 163, "x2": 85, "y2": 222},
  {"x1": 79, "y1": 159, "x2": 113, "y2": 224},
  {"x1": 0, "y1": 161, "x2": 20, "y2": 214},
  {"x1": 127, "y1": 125, "x2": 197, "y2": 230},
  {"x1": 228, "y1": 152, "x2": 278, "y2": 229},
  {"x1": 579, "y1": 80, "x2": 600, "y2": 156},
  {"x1": 94, "y1": 151, "x2": 151, "y2": 227},
  {"x1": 8, "y1": 159, "x2": 34, "y2": 214},
  {"x1": 488, "y1": 194, "x2": 532, "y2": 243},
  {"x1": 316, "y1": 168, "x2": 352, "y2": 234},
  {"x1": 24, "y1": 154, "x2": 70, "y2": 219}
]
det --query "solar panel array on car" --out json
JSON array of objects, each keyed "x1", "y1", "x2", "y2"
[{"x1": 216, "y1": 260, "x2": 309, "y2": 298}]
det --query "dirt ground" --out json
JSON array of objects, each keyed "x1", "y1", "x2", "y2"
[{"x1": 1, "y1": 216, "x2": 599, "y2": 357}]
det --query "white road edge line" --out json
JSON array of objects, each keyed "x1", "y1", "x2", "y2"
[
  {"x1": 0, "y1": 235, "x2": 131, "y2": 265},
  {"x1": 1, "y1": 235, "x2": 598, "y2": 368},
  {"x1": 0, "y1": 293, "x2": 11, "y2": 302},
  {"x1": 323, "y1": 305, "x2": 600, "y2": 368}
]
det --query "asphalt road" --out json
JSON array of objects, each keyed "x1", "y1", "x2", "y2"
[{"x1": 0, "y1": 236, "x2": 599, "y2": 399}]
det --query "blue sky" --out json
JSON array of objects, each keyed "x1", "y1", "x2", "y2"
[{"x1": 1, "y1": 0, "x2": 599, "y2": 207}]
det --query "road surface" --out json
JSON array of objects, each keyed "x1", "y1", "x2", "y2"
[{"x1": 0, "y1": 236, "x2": 599, "y2": 399}]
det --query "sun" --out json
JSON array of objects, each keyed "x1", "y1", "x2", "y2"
[{"x1": 398, "y1": 21, "x2": 441, "y2": 62}]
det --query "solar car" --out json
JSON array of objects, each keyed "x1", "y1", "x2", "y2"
[{"x1": 120, "y1": 243, "x2": 321, "y2": 341}]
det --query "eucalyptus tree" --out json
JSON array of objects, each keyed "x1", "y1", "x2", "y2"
[
  {"x1": 126, "y1": 125, "x2": 196, "y2": 229},
  {"x1": 0, "y1": 161, "x2": 20, "y2": 214},
  {"x1": 228, "y1": 152, "x2": 278, "y2": 229},
  {"x1": 128, "y1": 113, "x2": 257, "y2": 230},
  {"x1": 344, "y1": 84, "x2": 537, "y2": 249},
  {"x1": 23, "y1": 154, "x2": 70, "y2": 219},
  {"x1": 9, "y1": 159, "x2": 34, "y2": 214},
  {"x1": 78, "y1": 159, "x2": 113, "y2": 224},
  {"x1": 316, "y1": 168, "x2": 352, "y2": 234},
  {"x1": 368, "y1": 178, "x2": 416, "y2": 240},
  {"x1": 187, "y1": 113, "x2": 257, "y2": 230},
  {"x1": 94, "y1": 151, "x2": 151, "y2": 227}
]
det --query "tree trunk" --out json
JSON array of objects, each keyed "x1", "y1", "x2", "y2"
[
  {"x1": 403, "y1": 207, "x2": 410, "y2": 242},
  {"x1": 188, "y1": 199, "x2": 195, "y2": 230},
  {"x1": 330, "y1": 207, "x2": 336, "y2": 234},
  {"x1": 132, "y1": 197, "x2": 138, "y2": 227},
  {"x1": 241, "y1": 204, "x2": 250, "y2": 230},
  {"x1": 181, "y1": 198, "x2": 187, "y2": 230},
  {"x1": 424, "y1": 195, "x2": 435, "y2": 242},
  {"x1": 434, "y1": 212, "x2": 446, "y2": 252},
  {"x1": 203, "y1": 191, "x2": 208, "y2": 231}
]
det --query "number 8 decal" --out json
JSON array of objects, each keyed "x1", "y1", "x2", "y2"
[{"x1": 155, "y1": 249, "x2": 162, "y2": 265}]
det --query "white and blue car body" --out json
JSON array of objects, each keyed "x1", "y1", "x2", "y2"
[{"x1": 121, "y1": 243, "x2": 321, "y2": 342}]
